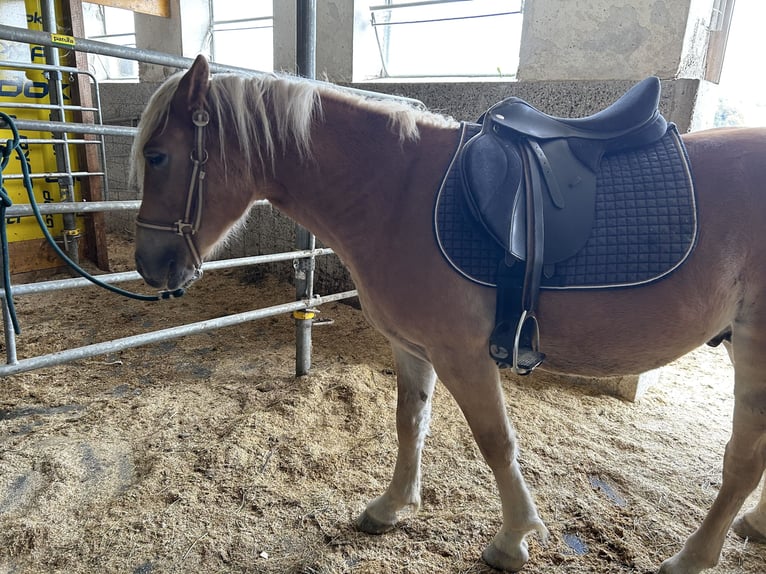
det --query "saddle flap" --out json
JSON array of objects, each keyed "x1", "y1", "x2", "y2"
[
  {"x1": 460, "y1": 128, "x2": 597, "y2": 265},
  {"x1": 532, "y1": 138, "x2": 597, "y2": 262}
]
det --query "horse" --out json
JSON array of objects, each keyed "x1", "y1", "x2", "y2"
[{"x1": 131, "y1": 54, "x2": 766, "y2": 573}]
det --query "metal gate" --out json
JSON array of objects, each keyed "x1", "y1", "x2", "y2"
[{"x1": 0, "y1": 15, "x2": 422, "y2": 377}]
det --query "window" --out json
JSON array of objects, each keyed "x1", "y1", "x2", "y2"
[
  {"x1": 364, "y1": 0, "x2": 523, "y2": 80},
  {"x1": 712, "y1": 0, "x2": 766, "y2": 127},
  {"x1": 82, "y1": 3, "x2": 138, "y2": 81},
  {"x1": 82, "y1": 1, "x2": 273, "y2": 81},
  {"x1": 211, "y1": 1, "x2": 273, "y2": 72}
]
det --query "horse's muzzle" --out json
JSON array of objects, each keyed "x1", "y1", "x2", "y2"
[{"x1": 135, "y1": 229, "x2": 200, "y2": 291}]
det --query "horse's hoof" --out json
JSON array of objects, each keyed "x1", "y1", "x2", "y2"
[
  {"x1": 658, "y1": 553, "x2": 711, "y2": 574},
  {"x1": 732, "y1": 515, "x2": 766, "y2": 543},
  {"x1": 355, "y1": 509, "x2": 396, "y2": 535},
  {"x1": 482, "y1": 541, "x2": 528, "y2": 572}
]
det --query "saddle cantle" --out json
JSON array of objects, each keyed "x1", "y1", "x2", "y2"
[{"x1": 439, "y1": 78, "x2": 695, "y2": 375}]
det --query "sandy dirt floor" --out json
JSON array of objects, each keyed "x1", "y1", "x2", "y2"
[{"x1": 0, "y1": 237, "x2": 764, "y2": 574}]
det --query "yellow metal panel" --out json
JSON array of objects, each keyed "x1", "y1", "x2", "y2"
[{"x1": 0, "y1": 0, "x2": 86, "y2": 247}]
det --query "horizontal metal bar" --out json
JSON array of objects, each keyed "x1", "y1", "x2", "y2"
[
  {"x1": 1, "y1": 247, "x2": 333, "y2": 296},
  {"x1": 6, "y1": 200, "x2": 140, "y2": 217},
  {"x1": 5, "y1": 198, "x2": 269, "y2": 216},
  {"x1": 0, "y1": 117, "x2": 136, "y2": 137},
  {"x1": 372, "y1": 11, "x2": 522, "y2": 26},
  {"x1": 0, "y1": 289, "x2": 358, "y2": 376},
  {"x1": 2, "y1": 170, "x2": 105, "y2": 180},
  {"x1": 11, "y1": 138, "x2": 102, "y2": 145},
  {"x1": 1, "y1": 101, "x2": 99, "y2": 113},
  {"x1": 370, "y1": 0, "x2": 472, "y2": 10},
  {"x1": 0, "y1": 24, "x2": 277, "y2": 75},
  {"x1": 213, "y1": 24, "x2": 273, "y2": 33},
  {"x1": 0, "y1": 59, "x2": 98, "y2": 79},
  {"x1": 214, "y1": 16, "x2": 274, "y2": 26}
]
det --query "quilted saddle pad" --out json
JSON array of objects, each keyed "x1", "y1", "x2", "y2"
[{"x1": 434, "y1": 122, "x2": 698, "y2": 289}]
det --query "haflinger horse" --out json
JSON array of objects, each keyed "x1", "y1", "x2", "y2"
[{"x1": 131, "y1": 54, "x2": 766, "y2": 573}]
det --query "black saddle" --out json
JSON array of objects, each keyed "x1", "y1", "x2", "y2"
[
  {"x1": 488, "y1": 76, "x2": 663, "y2": 145},
  {"x1": 460, "y1": 77, "x2": 668, "y2": 374}
]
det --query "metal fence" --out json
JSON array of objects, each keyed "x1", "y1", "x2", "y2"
[{"x1": 0, "y1": 12, "x2": 420, "y2": 377}]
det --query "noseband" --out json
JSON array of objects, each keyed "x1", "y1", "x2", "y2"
[{"x1": 135, "y1": 108, "x2": 209, "y2": 280}]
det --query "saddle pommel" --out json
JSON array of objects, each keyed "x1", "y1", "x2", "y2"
[{"x1": 488, "y1": 76, "x2": 665, "y2": 147}]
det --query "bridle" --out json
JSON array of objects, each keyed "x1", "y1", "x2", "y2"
[{"x1": 135, "y1": 108, "x2": 210, "y2": 281}]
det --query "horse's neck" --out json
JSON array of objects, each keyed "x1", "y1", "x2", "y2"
[{"x1": 267, "y1": 97, "x2": 458, "y2": 263}]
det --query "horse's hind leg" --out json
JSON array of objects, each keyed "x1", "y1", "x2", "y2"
[
  {"x1": 356, "y1": 344, "x2": 437, "y2": 533},
  {"x1": 660, "y1": 321, "x2": 766, "y2": 574},
  {"x1": 432, "y1": 349, "x2": 547, "y2": 571},
  {"x1": 732, "y1": 475, "x2": 766, "y2": 542}
]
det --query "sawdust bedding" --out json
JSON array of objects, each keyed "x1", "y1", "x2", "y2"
[{"x1": 0, "y1": 239, "x2": 764, "y2": 574}]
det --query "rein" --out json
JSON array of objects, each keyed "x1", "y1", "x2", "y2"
[{"x1": 134, "y1": 108, "x2": 208, "y2": 281}]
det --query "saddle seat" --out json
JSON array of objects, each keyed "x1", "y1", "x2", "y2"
[{"x1": 490, "y1": 76, "x2": 663, "y2": 146}]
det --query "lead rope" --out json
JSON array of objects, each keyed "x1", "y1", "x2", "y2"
[{"x1": 0, "y1": 112, "x2": 183, "y2": 335}]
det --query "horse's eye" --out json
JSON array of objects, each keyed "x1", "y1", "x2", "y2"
[{"x1": 144, "y1": 150, "x2": 168, "y2": 168}]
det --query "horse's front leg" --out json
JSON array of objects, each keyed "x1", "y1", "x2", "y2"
[
  {"x1": 356, "y1": 343, "x2": 437, "y2": 533},
  {"x1": 431, "y1": 348, "x2": 548, "y2": 572},
  {"x1": 659, "y1": 324, "x2": 766, "y2": 574}
]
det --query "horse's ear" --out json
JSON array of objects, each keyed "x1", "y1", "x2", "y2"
[{"x1": 176, "y1": 54, "x2": 210, "y2": 112}]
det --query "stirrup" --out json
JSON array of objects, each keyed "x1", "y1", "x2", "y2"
[
  {"x1": 512, "y1": 310, "x2": 545, "y2": 375},
  {"x1": 489, "y1": 310, "x2": 545, "y2": 375}
]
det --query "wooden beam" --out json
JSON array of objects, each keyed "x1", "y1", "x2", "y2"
[
  {"x1": 85, "y1": 0, "x2": 170, "y2": 18},
  {"x1": 62, "y1": 0, "x2": 111, "y2": 271}
]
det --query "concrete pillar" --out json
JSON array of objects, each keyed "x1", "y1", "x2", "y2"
[
  {"x1": 274, "y1": 0, "x2": 355, "y2": 81},
  {"x1": 517, "y1": 0, "x2": 716, "y2": 81},
  {"x1": 134, "y1": 0, "x2": 210, "y2": 81}
]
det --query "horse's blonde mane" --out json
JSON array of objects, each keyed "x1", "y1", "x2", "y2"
[{"x1": 130, "y1": 70, "x2": 456, "y2": 190}]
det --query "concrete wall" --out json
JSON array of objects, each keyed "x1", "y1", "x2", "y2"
[
  {"x1": 517, "y1": 0, "x2": 714, "y2": 81},
  {"x1": 351, "y1": 79, "x2": 700, "y2": 132}
]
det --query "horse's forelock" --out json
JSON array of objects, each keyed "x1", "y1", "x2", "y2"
[{"x1": 129, "y1": 71, "x2": 184, "y2": 191}]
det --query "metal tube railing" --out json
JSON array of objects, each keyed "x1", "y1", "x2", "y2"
[
  {"x1": 0, "y1": 20, "x2": 367, "y2": 377},
  {"x1": 0, "y1": 117, "x2": 136, "y2": 137},
  {"x1": 0, "y1": 290, "x2": 357, "y2": 377},
  {"x1": 1, "y1": 248, "x2": 334, "y2": 296}
]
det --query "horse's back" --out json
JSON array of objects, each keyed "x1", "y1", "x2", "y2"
[
  {"x1": 684, "y1": 126, "x2": 766, "y2": 205},
  {"x1": 534, "y1": 127, "x2": 766, "y2": 376}
]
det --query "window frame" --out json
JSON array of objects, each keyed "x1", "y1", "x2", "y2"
[{"x1": 365, "y1": 0, "x2": 524, "y2": 80}]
